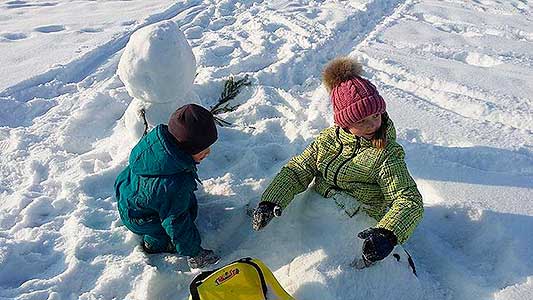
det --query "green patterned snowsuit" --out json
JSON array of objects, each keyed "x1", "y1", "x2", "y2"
[{"x1": 261, "y1": 119, "x2": 423, "y2": 243}]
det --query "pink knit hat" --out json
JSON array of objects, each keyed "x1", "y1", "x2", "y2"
[{"x1": 330, "y1": 76, "x2": 386, "y2": 128}]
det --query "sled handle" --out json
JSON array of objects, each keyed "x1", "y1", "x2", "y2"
[
  {"x1": 237, "y1": 257, "x2": 268, "y2": 299},
  {"x1": 189, "y1": 270, "x2": 216, "y2": 300}
]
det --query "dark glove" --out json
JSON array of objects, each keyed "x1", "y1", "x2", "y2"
[
  {"x1": 357, "y1": 227, "x2": 398, "y2": 263},
  {"x1": 187, "y1": 248, "x2": 220, "y2": 269},
  {"x1": 252, "y1": 201, "x2": 282, "y2": 231}
]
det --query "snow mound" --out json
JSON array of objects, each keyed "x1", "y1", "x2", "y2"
[
  {"x1": 196, "y1": 190, "x2": 423, "y2": 300},
  {"x1": 117, "y1": 20, "x2": 197, "y2": 104}
]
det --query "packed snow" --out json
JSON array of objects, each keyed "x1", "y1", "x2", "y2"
[
  {"x1": 118, "y1": 20, "x2": 197, "y2": 105},
  {"x1": 0, "y1": 0, "x2": 532, "y2": 300},
  {"x1": 119, "y1": 20, "x2": 200, "y2": 140}
]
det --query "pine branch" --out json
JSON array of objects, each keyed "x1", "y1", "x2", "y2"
[
  {"x1": 212, "y1": 116, "x2": 231, "y2": 126},
  {"x1": 210, "y1": 75, "x2": 251, "y2": 126}
]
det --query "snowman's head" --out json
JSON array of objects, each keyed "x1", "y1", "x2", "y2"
[{"x1": 117, "y1": 20, "x2": 197, "y2": 104}]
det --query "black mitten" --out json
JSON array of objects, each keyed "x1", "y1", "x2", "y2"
[
  {"x1": 358, "y1": 227, "x2": 398, "y2": 262},
  {"x1": 252, "y1": 201, "x2": 282, "y2": 231}
]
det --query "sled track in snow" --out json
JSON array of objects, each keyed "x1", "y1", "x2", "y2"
[
  {"x1": 0, "y1": 0, "x2": 411, "y2": 103},
  {"x1": 348, "y1": 0, "x2": 533, "y2": 132},
  {"x1": 366, "y1": 55, "x2": 532, "y2": 131},
  {"x1": 206, "y1": 0, "x2": 413, "y2": 90},
  {"x1": 0, "y1": 0, "x2": 203, "y2": 104}
]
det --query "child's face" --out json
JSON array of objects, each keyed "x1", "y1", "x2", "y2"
[
  {"x1": 192, "y1": 147, "x2": 211, "y2": 163},
  {"x1": 347, "y1": 113, "x2": 382, "y2": 139}
]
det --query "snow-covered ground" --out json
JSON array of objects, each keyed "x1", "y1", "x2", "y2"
[{"x1": 1, "y1": 0, "x2": 532, "y2": 299}]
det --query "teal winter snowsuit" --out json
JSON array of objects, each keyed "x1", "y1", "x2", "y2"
[{"x1": 114, "y1": 124, "x2": 202, "y2": 256}]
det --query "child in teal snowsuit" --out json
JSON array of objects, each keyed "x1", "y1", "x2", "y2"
[{"x1": 115, "y1": 104, "x2": 220, "y2": 269}]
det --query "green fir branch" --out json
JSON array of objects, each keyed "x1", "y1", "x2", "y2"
[
  {"x1": 210, "y1": 75, "x2": 251, "y2": 126},
  {"x1": 213, "y1": 116, "x2": 233, "y2": 127}
]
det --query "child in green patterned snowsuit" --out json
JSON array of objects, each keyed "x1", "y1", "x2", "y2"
[{"x1": 252, "y1": 58, "x2": 424, "y2": 266}]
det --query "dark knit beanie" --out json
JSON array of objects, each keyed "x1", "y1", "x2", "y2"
[{"x1": 168, "y1": 104, "x2": 218, "y2": 155}]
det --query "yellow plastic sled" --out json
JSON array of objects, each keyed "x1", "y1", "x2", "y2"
[{"x1": 189, "y1": 257, "x2": 295, "y2": 300}]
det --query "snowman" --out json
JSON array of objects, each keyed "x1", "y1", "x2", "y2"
[{"x1": 118, "y1": 20, "x2": 201, "y2": 141}]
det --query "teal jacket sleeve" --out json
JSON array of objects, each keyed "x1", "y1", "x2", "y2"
[{"x1": 150, "y1": 177, "x2": 202, "y2": 256}]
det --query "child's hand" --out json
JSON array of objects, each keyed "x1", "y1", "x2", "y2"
[
  {"x1": 252, "y1": 201, "x2": 282, "y2": 231},
  {"x1": 357, "y1": 227, "x2": 398, "y2": 263}
]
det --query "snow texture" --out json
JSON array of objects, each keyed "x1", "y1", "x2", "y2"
[
  {"x1": 0, "y1": 0, "x2": 532, "y2": 300},
  {"x1": 123, "y1": 91, "x2": 200, "y2": 142}
]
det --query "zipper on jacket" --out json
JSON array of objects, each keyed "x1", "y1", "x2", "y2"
[
  {"x1": 333, "y1": 136, "x2": 361, "y2": 186},
  {"x1": 323, "y1": 127, "x2": 344, "y2": 182},
  {"x1": 191, "y1": 166, "x2": 203, "y2": 185}
]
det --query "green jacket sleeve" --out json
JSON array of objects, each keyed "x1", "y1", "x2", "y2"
[
  {"x1": 151, "y1": 178, "x2": 202, "y2": 256},
  {"x1": 375, "y1": 145, "x2": 424, "y2": 244},
  {"x1": 261, "y1": 139, "x2": 319, "y2": 209}
]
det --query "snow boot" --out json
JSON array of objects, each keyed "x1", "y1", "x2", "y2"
[
  {"x1": 187, "y1": 248, "x2": 220, "y2": 269},
  {"x1": 141, "y1": 235, "x2": 176, "y2": 254}
]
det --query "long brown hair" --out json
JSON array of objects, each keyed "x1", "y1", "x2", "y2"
[{"x1": 371, "y1": 112, "x2": 389, "y2": 149}]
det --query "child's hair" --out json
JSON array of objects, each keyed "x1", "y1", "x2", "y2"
[{"x1": 372, "y1": 112, "x2": 389, "y2": 149}]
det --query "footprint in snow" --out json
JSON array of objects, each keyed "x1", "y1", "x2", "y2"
[
  {"x1": 213, "y1": 45, "x2": 235, "y2": 57},
  {"x1": 184, "y1": 26, "x2": 203, "y2": 40},
  {"x1": 5, "y1": 0, "x2": 26, "y2": 4},
  {"x1": 0, "y1": 32, "x2": 28, "y2": 41},
  {"x1": 121, "y1": 20, "x2": 136, "y2": 26},
  {"x1": 34, "y1": 24, "x2": 66, "y2": 33},
  {"x1": 454, "y1": 51, "x2": 502, "y2": 68},
  {"x1": 79, "y1": 27, "x2": 103, "y2": 33},
  {"x1": 6, "y1": 0, "x2": 58, "y2": 9}
]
